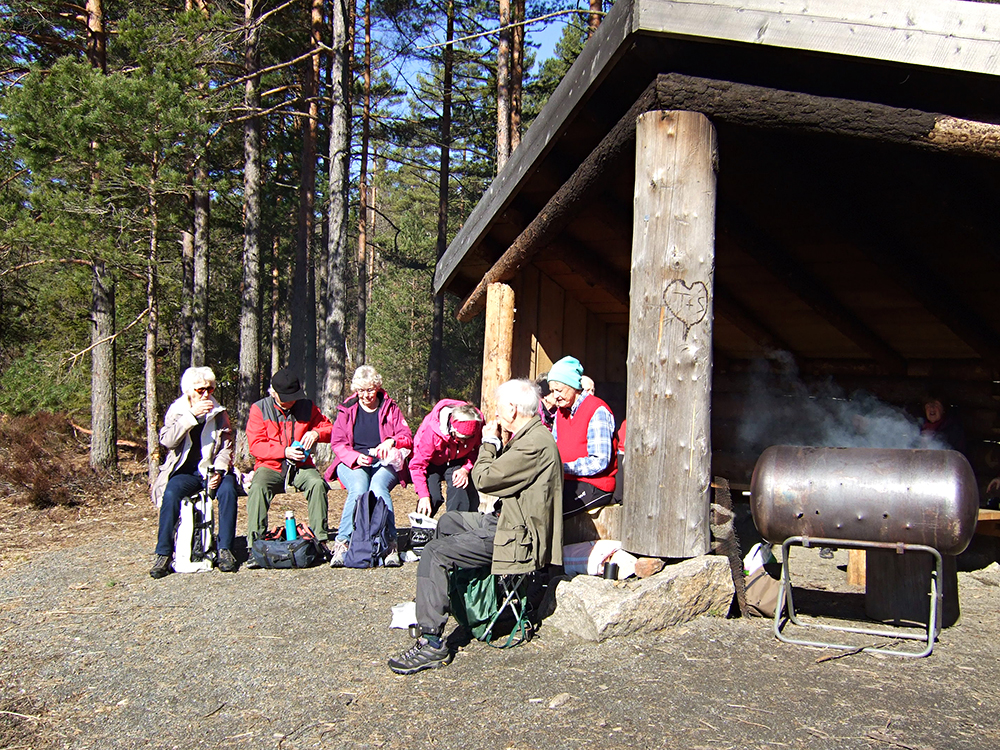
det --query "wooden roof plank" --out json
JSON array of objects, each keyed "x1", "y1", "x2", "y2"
[{"x1": 637, "y1": 0, "x2": 1000, "y2": 76}]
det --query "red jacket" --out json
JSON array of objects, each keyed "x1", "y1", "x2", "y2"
[{"x1": 246, "y1": 396, "x2": 332, "y2": 473}]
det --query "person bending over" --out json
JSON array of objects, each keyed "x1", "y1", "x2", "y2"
[{"x1": 409, "y1": 400, "x2": 484, "y2": 517}]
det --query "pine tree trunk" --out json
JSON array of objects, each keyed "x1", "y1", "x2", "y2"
[
  {"x1": 145, "y1": 179, "x2": 161, "y2": 487},
  {"x1": 179, "y1": 221, "x2": 194, "y2": 370},
  {"x1": 89, "y1": 259, "x2": 117, "y2": 470},
  {"x1": 85, "y1": 0, "x2": 106, "y2": 73},
  {"x1": 270, "y1": 257, "x2": 281, "y2": 377},
  {"x1": 356, "y1": 0, "x2": 372, "y2": 366},
  {"x1": 428, "y1": 0, "x2": 454, "y2": 402},
  {"x1": 588, "y1": 0, "x2": 602, "y2": 38},
  {"x1": 510, "y1": 0, "x2": 524, "y2": 151},
  {"x1": 496, "y1": 0, "x2": 511, "y2": 171},
  {"x1": 322, "y1": 0, "x2": 351, "y2": 406},
  {"x1": 290, "y1": 4, "x2": 317, "y2": 392},
  {"x1": 191, "y1": 162, "x2": 209, "y2": 367},
  {"x1": 238, "y1": 0, "x2": 262, "y2": 454},
  {"x1": 87, "y1": 0, "x2": 113, "y2": 470}
]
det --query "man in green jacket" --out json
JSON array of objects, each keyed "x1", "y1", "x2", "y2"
[{"x1": 388, "y1": 378, "x2": 563, "y2": 675}]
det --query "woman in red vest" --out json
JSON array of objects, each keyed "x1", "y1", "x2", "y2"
[{"x1": 547, "y1": 356, "x2": 618, "y2": 517}]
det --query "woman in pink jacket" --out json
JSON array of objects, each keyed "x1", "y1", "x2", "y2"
[
  {"x1": 410, "y1": 400, "x2": 483, "y2": 517},
  {"x1": 327, "y1": 365, "x2": 413, "y2": 566}
]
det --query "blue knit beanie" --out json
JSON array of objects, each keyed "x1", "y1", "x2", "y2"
[{"x1": 547, "y1": 356, "x2": 583, "y2": 390}]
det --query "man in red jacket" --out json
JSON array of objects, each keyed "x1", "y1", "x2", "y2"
[
  {"x1": 246, "y1": 368, "x2": 333, "y2": 543},
  {"x1": 547, "y1": 356, "x2": 618, "y2": 517}
]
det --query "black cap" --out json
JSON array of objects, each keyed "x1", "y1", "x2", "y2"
[{"x1": 271, "y1": 367, "x2": 306, "y2": 402}]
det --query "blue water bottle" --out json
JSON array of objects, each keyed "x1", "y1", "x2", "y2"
[{"x1": 285, "y1": 510, "x2": 298, "y2": 541}]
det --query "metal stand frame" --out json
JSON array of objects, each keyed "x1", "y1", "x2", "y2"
[
  {"x1": 482, "y1": 573, "x2": 533, "y2": 648},
  {"x1": 774, "y1": 536, "x2": 943, "y2": 658}
]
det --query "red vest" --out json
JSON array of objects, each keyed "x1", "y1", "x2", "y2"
[{"x1": 555, "y1": 394, "x2": 618, "y2": 492}]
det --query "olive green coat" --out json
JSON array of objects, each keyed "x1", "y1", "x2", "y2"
[{"x1": 472, "y1": 416, "x2": 564, "y2": 574}]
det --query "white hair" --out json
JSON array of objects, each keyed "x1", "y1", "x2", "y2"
[
  {"x1": 351, "y1": 365, "x2": 383, "y2": 393},
  {"x1": 495, "y1": 379, "x2": 540, "y2": 418},
  {"x1": 180, "y1": 366, "x2": 216, "y2": 396}
]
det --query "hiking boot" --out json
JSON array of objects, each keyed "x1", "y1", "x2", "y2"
[
  {"x1": 329, "y1": 540, "x2": 349, "y2": 568},
  {"x1": 149, "y1": 555, "x2": 172, "y2": 579},
  {"x1": 217, "y1": 548, "x2": 237, "y2": 573},
  {"x1": 384, "y1": 541, "x2": 402, "y2": 568},
  {"x1": 388, "y1": 637, "x2": 453, "y2": 675}
]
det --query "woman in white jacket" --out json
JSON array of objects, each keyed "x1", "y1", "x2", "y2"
[{"x1": 149, "y1": 367, "x2": 238, "y2": 578}]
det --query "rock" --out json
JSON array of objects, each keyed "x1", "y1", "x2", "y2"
[
  {"x1": 544, "y1": 555, "x2": 734, "y2": 641},
  {"x1": 634, "y1": 557, "x2": 666, "y2": 579}
]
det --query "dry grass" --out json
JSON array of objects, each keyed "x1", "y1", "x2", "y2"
[{"x1": 0, "y1": 412, "x2": 153, "y2": 574}]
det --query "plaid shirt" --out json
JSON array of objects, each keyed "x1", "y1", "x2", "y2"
[{"x1": 552, "y1": 392, "x2": 615, "y2": 477}]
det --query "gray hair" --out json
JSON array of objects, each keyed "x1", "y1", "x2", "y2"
[
  {"x1": 450, "y1": 404, "x2": 483, "y2": 426},
  {"x1": 180, "y1": 366, "x2": 216, "y2": 396},
  {"x1": 495, "y1": 379, "x2": 540, "y2": 418},
  {"x1": 351, "y1": 364, "x2": 383, "y2": 393}
]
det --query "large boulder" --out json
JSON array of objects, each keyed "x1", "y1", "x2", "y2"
[{"x1": 543, "y1": 555, "x2": 734, "y2": 641}]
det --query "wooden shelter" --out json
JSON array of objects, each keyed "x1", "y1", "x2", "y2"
[{"x1": 435, "y1": 0, "x2": 1000, "y2": 559}]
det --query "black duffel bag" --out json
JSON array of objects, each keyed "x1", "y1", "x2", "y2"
[{"x1": 250, "y1": 523, "x2": 321, "y2": 569}]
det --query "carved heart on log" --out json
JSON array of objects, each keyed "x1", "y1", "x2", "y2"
[{"x1": 662, "y1": 279, "x2": 708, "y2": 339}]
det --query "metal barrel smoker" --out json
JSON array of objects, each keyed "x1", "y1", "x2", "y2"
[{"x1": 750, "y1": 446, "x2": 979, "y2": 657}]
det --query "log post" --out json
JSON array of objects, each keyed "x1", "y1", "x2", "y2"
[
  {"x1": 623, "y1": 111, "x2": 717, "y2": 558},
  {"x1": 480, "y1": 282, "x2": 515, "y2": 420}
]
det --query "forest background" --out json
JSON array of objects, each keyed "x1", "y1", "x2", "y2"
[{"x1": 0, "y1": 0, "x2": 611, "y2": 480}]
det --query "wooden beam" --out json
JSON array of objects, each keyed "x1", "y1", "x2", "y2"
[
  {"x1": 720, "y1": 204, "x2": 908, "y2": 375},
  {"x1": 624, "y1": 110, "x2": 716, "y2": 559},
  {"x1": 480, "y1": 283, "x2": 515, "y2": 422},
  {"x1": 455, "y1": 82, "x2": 658, "y2": 322},
  {"x1": 654, "y1": 73, "x2": 1000, "y2": 161}
]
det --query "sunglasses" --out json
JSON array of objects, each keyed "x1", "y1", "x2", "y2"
[{"x1": 194, "y1": 386, "x2": 215, "y2": 395}]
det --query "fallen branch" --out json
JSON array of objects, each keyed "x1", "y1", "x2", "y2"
[{"x1": 70, "y1": 422, "x2": 144, "y2": 450}]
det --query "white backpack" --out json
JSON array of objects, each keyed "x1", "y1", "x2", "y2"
[{"x1": 173, "y1": 493, "x2": 215, "y2": 573}]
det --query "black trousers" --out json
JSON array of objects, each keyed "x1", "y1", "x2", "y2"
[
  {"x1": 427, "y1": 461, "x2": 480, "y2": 515},
  {"x1": 562, "y1": 478, "x2": 615, "y2": 518},
  {"x1": 415, "y1": 511, "x2": 496, "y2": 635}
]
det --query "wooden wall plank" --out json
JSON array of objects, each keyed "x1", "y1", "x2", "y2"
[
  {"x1": 562, "y1": 295, "x2": 589, "y2": 367},
  {"x1": 536, "y1": 272, "x2": 565, "y2": 375},
  {"x1": 586, "y1": 310, "x2": 608, "y2": 383},
  {"x1": 511, "y1": 265, "x2": 538, "y2": 379}
]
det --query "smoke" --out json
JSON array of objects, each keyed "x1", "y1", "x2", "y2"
[{"x1": 735, "y1": 355, "x2": 945, "y2": 454}]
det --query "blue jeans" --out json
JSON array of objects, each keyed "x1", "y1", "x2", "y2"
[
  {"x1": 155, "y1": 471, "x2": 238, "y2": 556},
  {"x1": 336, "y1": 462, "x2": 398, "y2": 543}
]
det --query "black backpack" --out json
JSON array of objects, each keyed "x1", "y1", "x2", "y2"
[{"x1": 344, "y1": 491, "x2": 392, "y2": 568}]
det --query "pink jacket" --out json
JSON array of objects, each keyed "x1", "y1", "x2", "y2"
[
  {"x1": 326, "y1": 392, "x2": 414, "y2": 484},
  {"x1": 409, "y1": 399, "x2": 483, "y2": 499}
]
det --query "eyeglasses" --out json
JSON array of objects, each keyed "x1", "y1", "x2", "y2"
[
  {"x1": 357, "y1": 387, "x2": 379, "y2": 395},
  {"x1": 194, "y1": 386, "x2": 215, "y2": 395}
]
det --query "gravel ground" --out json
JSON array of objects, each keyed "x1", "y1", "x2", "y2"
[{"x1": 2, "y1": 487, "x2": 1000, "y2": 750}]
